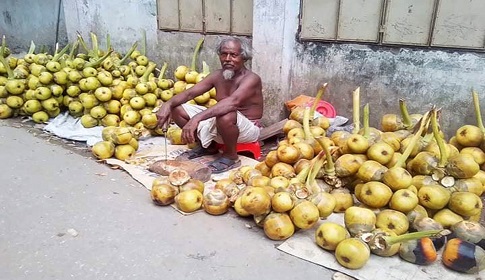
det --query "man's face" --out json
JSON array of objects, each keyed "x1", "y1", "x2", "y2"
[{"x1": 219, "y1": 41, "x2": 244, "y2": 80}]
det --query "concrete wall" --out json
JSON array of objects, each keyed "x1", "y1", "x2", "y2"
[
  {"x1": 0, "y1": 0, "x2": 67, "y2": 53},
  {"x1": 289, "y1": 43, "x2": 485, "y2": 136},
  {"x1": 251, "y1": 0, "x2": 485, "y2": 138},
  {"x1": 3, "y1": 0, "x2": 485, "y2": 137}
]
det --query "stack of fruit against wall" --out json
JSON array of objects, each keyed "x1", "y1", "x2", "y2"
[{"x1": 0, "y1": 34, "x2": 218, "y2": 160}]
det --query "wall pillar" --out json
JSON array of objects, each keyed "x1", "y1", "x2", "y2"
[{"x1": 252, "y1": 0, "x2": 300, "y2": 125}]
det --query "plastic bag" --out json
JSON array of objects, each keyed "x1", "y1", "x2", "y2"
[{"x1": 285, "y1": 95, "x2": 315, "y2": 111}]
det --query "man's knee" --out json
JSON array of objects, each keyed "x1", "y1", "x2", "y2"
[
  {"x1": 170, "y1": 105, "x2": 191, "y2": 129},
  {"x1": 171, "y1": 105, "x2": 186, "y2": 118},
  {"x1": 216, "y1": 112, "x2": 237, "y2": 128}
]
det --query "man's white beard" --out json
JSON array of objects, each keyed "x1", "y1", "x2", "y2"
[{"x1": 223, "y1": 69, "x2": 235, "y2": 80}]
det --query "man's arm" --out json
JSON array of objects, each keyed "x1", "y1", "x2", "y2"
[{"x1": 156, "y1": 73, "x2": 217, "y2": 128}]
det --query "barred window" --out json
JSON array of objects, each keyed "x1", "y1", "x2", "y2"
[
  {"x1": 299, "y1": 0, "x2": 485, "y2": 50},
  {"x1": 157, "y1": 0, "x2": 253, "y2": 36}
]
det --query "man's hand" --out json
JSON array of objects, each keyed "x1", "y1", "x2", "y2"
[
  {"x1": 155, "y1": 105, "x2": 171, "y2": 129},
  {"x1": 181, "y1": 118, "x2": 199, "y2": 144}
]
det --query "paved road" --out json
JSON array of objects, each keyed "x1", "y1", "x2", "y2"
[{"x1": 0, "y1": 120, "x2": 335, "y2": 280}]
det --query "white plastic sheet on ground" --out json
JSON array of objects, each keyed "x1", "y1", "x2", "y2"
[{"x1": 43, "y1": 111, "x2": 103, "y2": 146}]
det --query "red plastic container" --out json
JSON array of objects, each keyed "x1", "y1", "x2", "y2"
[{"x1": 307, "y1": 100, "x2": 337, "y2": 118}]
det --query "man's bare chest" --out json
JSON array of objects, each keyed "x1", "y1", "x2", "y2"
[{"x1": 215, "y1": 82, "x2": 241, "y2": 98}]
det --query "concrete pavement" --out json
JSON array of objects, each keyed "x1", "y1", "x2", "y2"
[{"x1": 0, "y1": 120, "x2": 335, "y2": 280}]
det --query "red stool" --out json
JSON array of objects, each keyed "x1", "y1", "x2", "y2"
[{"x1": 216, "y1": 142, "x2": 262, "y2": 160}]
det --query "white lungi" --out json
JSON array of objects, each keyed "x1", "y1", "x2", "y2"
[{"x1": 181, "y1": 104, "x2": 261, "y2": 148}]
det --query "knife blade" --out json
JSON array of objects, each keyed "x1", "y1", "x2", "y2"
[
  {"x1": 153, "y1": 104, "x2": 169, "y2": 162},
  {"x1": 162, "y1": 125, "x2": 168, "y2": 162}
]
